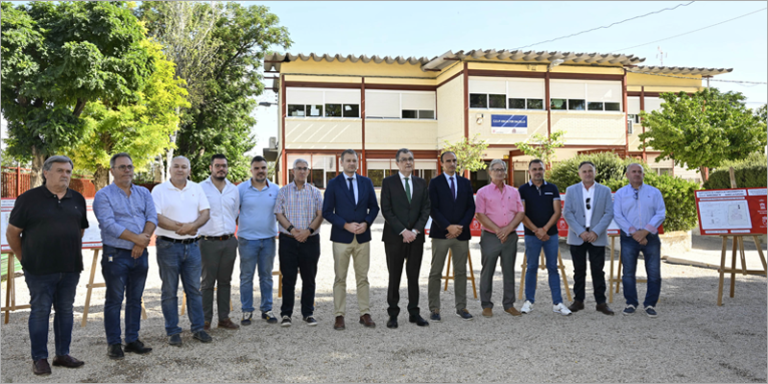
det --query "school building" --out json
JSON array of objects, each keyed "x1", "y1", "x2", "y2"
[{"x1": 263, "y1": 49, "x2": 731, "y2": 191}]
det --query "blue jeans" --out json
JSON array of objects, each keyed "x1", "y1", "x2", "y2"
[
  {"x1": 620, "y1": 233, "x2": 662, "y2": 308},
  {"x1": 155, "y1": 239, "x2": 205, "y2": 336},
  {"x1": 24, "y1": 271, "x2": 80, "y2": 361},
  {"x1": 238, "y1": 237, "x2": 276, "y2": 313},
  {"x1": 101, "y1": 245, "x2": 149, "y2": 345},
  {"x1": 524, "y1": 235, "x2": 563, "y2": 305}
]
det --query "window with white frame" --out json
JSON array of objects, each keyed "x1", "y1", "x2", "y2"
[
  {"x1": 550, "y1": 80, "x2": 622, "y2": 112},
  {"x1": 286, "y1": 88, "x2": 361, "y2": 118},
  {"x1": 365, "y1": 90, "x2": 436, "y2": 120},
  {"x1": 469, "y1": 77, "x2": 547, "y2": 111}
]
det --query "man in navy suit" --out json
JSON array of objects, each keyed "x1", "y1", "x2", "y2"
[
  {"x1": 427, "y1": 151, "x2": 476, "y2": 322},
  {"x1": 322, "y1": 149, "x2": 380, "y2": 331}
]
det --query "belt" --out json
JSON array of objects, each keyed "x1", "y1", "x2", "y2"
[
  {"x1": 201, "y1": 234, "x2": 235, "y2": 241},
  {"x1": 158, "y1": 236, "x2": 200, "y2": 244}
]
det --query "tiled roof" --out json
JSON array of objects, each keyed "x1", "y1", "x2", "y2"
[
  {"x1": 629, "y1": 66, "x2": 733, "y2": 76},
  {"x1": 264, "y1": 53, "x2": 431, "y2": 72},
  {"x1": 422, "y1": 49, "x2": 644, "y2": 70}
]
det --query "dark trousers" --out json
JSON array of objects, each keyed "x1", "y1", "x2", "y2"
[
  {"x1": 200, "y1": 237, "x2": 238, "y2": 322},
  {"x1": 101, "y1": 245, "x2": 149, "y2": 346},
  {"x1": 24, "y1": 271, "x2": 80, "y2": 361},
  {"x1": 384, "y1": 241, "x2": 424, "y2": 318},
  {"x1": 279, "y1": 234, "x2": 321, "y2": 318},
  {"x1": 570, "y1": 242, "x2": 607, "y2": 304}
]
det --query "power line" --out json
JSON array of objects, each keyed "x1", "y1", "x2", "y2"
[
  {"x1": 510, "y1": 1, "x2": 696, "y2": 50},
  {"x1": 612, "y1": 7, "x2": 767, "y2": 52}
]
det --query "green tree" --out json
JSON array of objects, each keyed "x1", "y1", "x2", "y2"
[
  {"x1": 66, "y1": 39, "x2": 190, "y2": 190},
  {"x1": 514, "y1": 130, "x2": 566, "y2": 167},
  {"x1": 547, "y1": 152, "x2": 643, "y2": 191},
  {"x1": 1, "y1": 1, "x2": 152, "y2": 187},
  {"x1": 441, "y1": 134, "x2": 489, "y2": 177},
  {"x1": 638, "y1": 88, "x2": 767, "y2": 179}
]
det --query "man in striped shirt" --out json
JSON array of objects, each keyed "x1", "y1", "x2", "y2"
[{"x1": 274, "y1": 158, "x2": 324, "y2": 327}]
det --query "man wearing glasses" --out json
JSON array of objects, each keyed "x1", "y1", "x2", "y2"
[
  {"x1": 93, "y1": 153, "x2": 157, "y2": 359},
  {"x1": 274, "y1": 159, "x2": 324, "y2": 327},
  {"x1": 613, "y1": 163, "x2": 666, "y2": 318},
  {"x1": 562, "y1": 161, "x2": 615, "y2": 316},
  {"x1": 475, "y1": 159, "x2": 525, "y2": 318}
]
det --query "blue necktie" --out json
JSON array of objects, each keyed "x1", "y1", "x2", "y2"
[
  {"x1": 450, "y1": 176, "x2": 456, "y2": 201},
  {"x1": 347, "y1": 177, "x2": 355, "y2": 203}
]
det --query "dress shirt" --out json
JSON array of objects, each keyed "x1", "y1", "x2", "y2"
[
  {"x1": 152, "y1": 180, "x2": 210, "y2": 240},
  {"x1": 274, "y1": 181, "x2": 323, "y2": 235},
  {"x1": 343, "y1": 172, "x2": 359, "y2": 204},
  {"x1": 198, "y1": 177, "x2": 239, "y2": 237},
  {"x1": 444, "y1": 172, "x2": 458, "y2": 200},
  {"x1": 94, "y1": 183, "x2": 158, "y2": 250},
  {"x1": 582, "y1": 182, "x2": 596, "y2": 229},
  {"x1": 237, "y1": 179, "x2": 279, "y2": 240},
  {"x1": 613, "y1": 183, "x2": 666, "y2": 235},
  {"x1": 475, "y1": 183, "x2": 524, "y2": 233},
  {"x1": 399, "y1": 172, "x2": 413, "y2": 200}
]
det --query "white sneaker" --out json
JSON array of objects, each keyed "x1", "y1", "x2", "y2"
[
  {"x1": 553, "y1": 303, "x2": 572, "y2": 316},
  {"x1": 521, "y1": 300, "x2": 534, "y2": 314}
]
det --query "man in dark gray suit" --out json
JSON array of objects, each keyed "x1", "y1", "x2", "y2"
[
  {"x1": 381, "y1": 148, "x2": 431, "y2": 329},
  {"x1": 562, "y1": 161, "x2": 615, "y2": 315}
]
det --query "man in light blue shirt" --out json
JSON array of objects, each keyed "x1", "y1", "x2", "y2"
[
  {"x1": 237, "y1": 155, "x2": 280, "y2": 325},
  {"x1": 93, "y1": 153, "x2": 157, "y2": 359},
  {"x1": 613, "y1": 163, "x2": 666, "y2": 318}
]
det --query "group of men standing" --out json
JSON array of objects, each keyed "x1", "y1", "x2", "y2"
[{"x1": 5, "y1": 149, "x2": 665, "y2": 376}]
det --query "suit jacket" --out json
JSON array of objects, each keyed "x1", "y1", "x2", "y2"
[
  {"x1": 563, "y1": 182, "x2": 614, "y2": 247},
  {"x1": 428, "y1": 174, "x2": 475, "y2": 241},
  {"x1": 380, "y1": 174, "x2": 430, "y2": 244},
  {"x1": 322, "y1": 173, "x2": 380, "y2": 244}
]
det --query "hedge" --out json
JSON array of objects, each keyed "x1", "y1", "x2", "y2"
[
  {"x1": 703, "y1": 152, "x2": 767, "y2": 190},
  {"x1": 547, "y1": 152, "x2": 647, "y2": 192}
]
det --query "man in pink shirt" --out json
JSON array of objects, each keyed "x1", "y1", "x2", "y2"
[{"x1": 475, "y1": 159, "x2": 526, "y2": 318}]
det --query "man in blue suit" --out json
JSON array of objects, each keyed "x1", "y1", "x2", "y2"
[
  {"x1": 562, "y1": 161, "x2": 615, "y2": 315},
  {"x1": 322, "y1": 149, "x2": 380, "y2": 330},
  {"x1": 427, "y1": 151, "x2": 476, "y2": 322}
]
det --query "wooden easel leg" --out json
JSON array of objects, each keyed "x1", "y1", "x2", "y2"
[
  {"x1": 81, "y1": 248, "x2": 101, "y2": 328},
  {"x1": 730, "y1": 237, "x2": 738, "y2": 298},
  {"x1": 5, "y1": 253, "x2": 15, "y2": 324},
  {"x1": 467, "y1": 250, "x2": 478, "y2": 299},
  {"x1": 181, "y1": 292, "x2": 186, "y2": 316},
  {"x1": 616, "y1": 257, "x2": 623, "y2": 294},
  {"x1": 609, "y1": 237, "x2": 615, "y2": 304},
  {"x1": 141, "y1": 298, "x2": 148, "y2": 320},
  {"x1": 752, "y1": 236, "x2": 768, "y2": 274},
  {"x1": 444, "y1": 250, "x2": 453, "y2": 291},
  {"x1": 278, "y1": 271, "x2": 283, "y2": 298},
  {"x1": 738, "y1": 236, "x2": 748, "y2": 276},
  {"x1": 557, "y1": 249, "x2": 572, "y2": 302},
  {"x1": 717, "y1": 236, "x2": 728, "y2": 306},
  {"x1": 518, "y1": 252, "x2": 528, "y2": 301}
]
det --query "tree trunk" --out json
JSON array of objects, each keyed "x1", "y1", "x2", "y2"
[
  {"x1": 166, "y1": 131, "x2": 177, "y2": 182},
  {"x1": 700, "y1": 166, "x2": 709, "y2": 182},
  {"x1": 93, "y1": 164, "x2": 110, "y2": 191},
  {"x1": 29, "y1": 146, "x2": 46, "y2": 188}
]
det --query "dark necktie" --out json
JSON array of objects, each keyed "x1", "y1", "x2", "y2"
[
  {"x1": 404, "y1": 177, "x2": 411, "y2": 204},
  {"x1": 450, "y1": 176, "x2": 456, "y2": 201},
  {"x1": 347, "y1": 177, "x2": 355, "y2": 202}
]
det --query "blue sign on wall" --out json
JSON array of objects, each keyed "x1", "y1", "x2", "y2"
[{"x1": 491, "y1": 115, "x2": 527, "y2": 128}]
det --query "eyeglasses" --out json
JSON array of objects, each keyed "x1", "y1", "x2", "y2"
[
  {"x1": 113, "y1": 165, "x2": 134, "y2": 171},
  {"x1": 398, "y1": 157, "x2": 415, "y2": 163},
  {"x1": 491, "y1": 168, "x2": 506, "y2": 172},
  {"x1": 586, "y1": 197, "x2": 591, "y2": 210},
  {"x1": 294, "y1": 167, "x2": 309, "y2": 171}
]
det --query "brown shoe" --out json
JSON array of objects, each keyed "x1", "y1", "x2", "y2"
[
  {"x1": 203, "y1": 321, "x2": 211, "y2": 330},
  {"x1": 504, "y1": 307, "x2": 522, "y2": 317},
  {"x1": 596, "y1": 303, "x2": 615, "y2": 315},
  {"x1": 482, "y1": 308, "x2": 493, "y2": 317},
  {"x1": 33, "y1": 359, "x2": 51, "y2": 375},
  {"x1": 334, "y1": 316, "x2": 345, "y2": 330},
  {"x1": 568, "y1": 300, "x2": 585, "y2": 313},
  {"x1": 359, "y1": 314, "x2": 376, "y2": 328},
  {"x1": 52, "y1": 355, "x2": 84, "y2": 368},
  {"x1": 217, "y1": 318, "x2": 240, "y2": 330}
]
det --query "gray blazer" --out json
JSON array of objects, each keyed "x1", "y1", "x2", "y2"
[{"x1": 563, "y1": 182, "x2": 614, "y2": 247}]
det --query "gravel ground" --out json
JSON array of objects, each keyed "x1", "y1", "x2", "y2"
[{"x1": 1, "y1": 222, "x2": 766, "y2": 383}]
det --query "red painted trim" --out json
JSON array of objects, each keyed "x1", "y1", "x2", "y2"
[
  {"x1": 549, "y1": 72, "x2": 624, "y2": 81},
  {"x1": 463, "y1": 63, "x2": 469, "y2": 139},
  {"x1": 361, "y1": 77, "x2": 366, "y2": 176},
  {"x1": 281, "y1": 74, "x2": 287, "y2": 186},
  {"x1": 545, "y1": 70, "x2": 551, "y2": 143},
  {"x1": 641, "y1": 86, "x2": 647, "y2": 162},
  {"x1": 623, "y1": 69, "x2": 629, "y2": 157},
  {"x1": 284, "y1": 81, "x2": 437, "y2": 92},
  {"x1": 365, "y1": 83, "x2": 436, "y2": 91},
  {"x1": 285, "y1": 149, "x2": 357, "y2": 155},
  {"x1": 467, "y1": 70, "x2": 546, "y2": 79},
  {"x1": 627, "y1": 91, "x2": 693, "y2": 98},
  {"x1": 284, "y1": 81, "x2": 361, "y2": 89}
]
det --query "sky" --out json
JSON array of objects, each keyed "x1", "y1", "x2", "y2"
[{"x1": 3, "y1": 1, "x2": 767, "y2": 156}]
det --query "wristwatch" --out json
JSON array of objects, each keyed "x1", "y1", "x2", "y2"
[
  {"x1": 308, "y1": 228, "x2": 315, "y2": 234},
  {"x1": 287, "y1": 225, "x2": 295, "y2": 232}
]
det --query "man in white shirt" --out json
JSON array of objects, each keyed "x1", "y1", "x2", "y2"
[
  {"x1": 198, "y1": 154, "x2": 240, "y2": 330},
  {"x1": 151, "y1": 156, "x2": 212, "y2": 346}
]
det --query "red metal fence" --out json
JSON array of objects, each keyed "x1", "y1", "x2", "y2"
[{"x1": 1, "y1": 166, "x2": 96, "y2": 198}]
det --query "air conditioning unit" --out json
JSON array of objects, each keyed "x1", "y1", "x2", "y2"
[{"x1": 269, "y1": 137, "x2": 277, "y2": 149}]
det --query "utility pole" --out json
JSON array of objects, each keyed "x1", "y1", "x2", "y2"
[{"x1": 656, "y1": 46, "x2": 667, "y2": 66}]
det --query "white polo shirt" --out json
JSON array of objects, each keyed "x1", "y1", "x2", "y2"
[
  {"x1": 198, "y1": 177, "x2": 239, "y2": 237},
  {"x1": 152, "y1": 179, "x2": 211, "y2": 239}
]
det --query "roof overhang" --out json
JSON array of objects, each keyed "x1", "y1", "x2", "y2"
[
  {"x1": 629, "y1": 66, "x2": 733, "y2": 77},
  {"x1": 422, "y1": 49, "x2": 645, "y2": 71},
  {"x1": 264, "y1": 53, "x2": 431, "y2": 72}
]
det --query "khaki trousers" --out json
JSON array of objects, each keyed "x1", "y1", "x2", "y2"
[
  {"x1": 332, "y1": 238, "x2": 371, "y2": 317},
  {"x1": 428, "y1": 238, "x2": 469, "y2": 312}
]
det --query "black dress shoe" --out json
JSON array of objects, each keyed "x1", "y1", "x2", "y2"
[
  {"x1": 596, "y1": 303, "x2": 615, "y2": 315},
  {"x1": 108, "y1": 344, "x2": 124, "y2": 360},
  {"x1": 33, "y1": 359, "x2": 51, "y2": 375},
  {"x1": 568, "y1": 300, "x2": 585, "y2": 313},
  {"x1": 124, "y1": 340, "x2": 153, "y2": 354},
  {"x1": 409, "y1": 315, "x2": 429, "y2": 327},
  {"x1": 52, "y1": 355, "x2": 84, "y2": 368},
  {"x1": 386, "y1": 317, "x2": 398, "y2": 329}
]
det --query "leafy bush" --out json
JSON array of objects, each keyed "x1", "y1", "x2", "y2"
[
  {"x1": 548, "y1": 152, "x2": 646, "y2": 191},
  {"x1": 703, "y1": 152, "x2": 767, "y2": 190},
  {"x1": 605, "y1": 173, "x2": 700, "y2": 232}
]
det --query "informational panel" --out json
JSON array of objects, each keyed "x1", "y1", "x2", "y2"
[
  {"x1": 491, "y1": 115, "x2": 528, "y2": 134},
  {"x1": 1, "y1": 198, "x2": 102, "y2": 252},
  {"x1": 695, "y1": 188, "x2": 768, "y2": 235}
]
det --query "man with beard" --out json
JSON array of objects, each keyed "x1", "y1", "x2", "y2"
[{"x1": 198, "y1": 154, "x2": 240, "y2": 330}]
